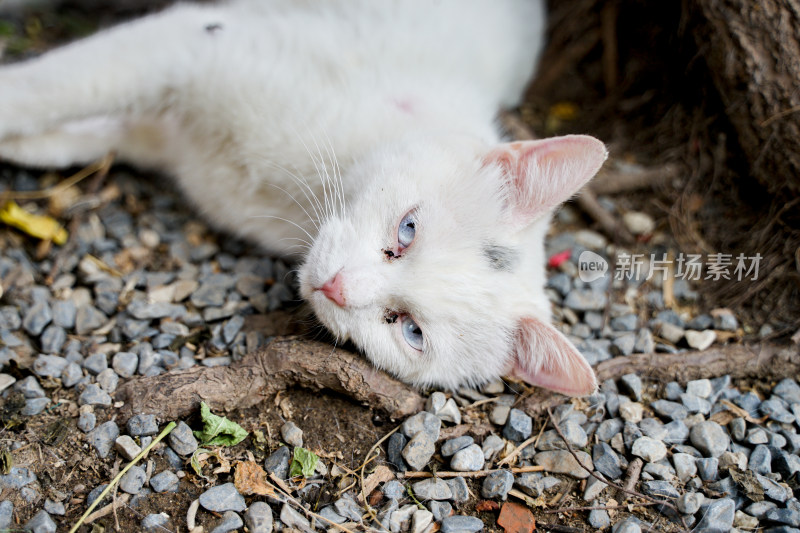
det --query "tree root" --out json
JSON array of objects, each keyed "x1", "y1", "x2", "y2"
[
  {"x1": 114, "y1": 336, "x2": 425, "y2": 423},
  {"x1": 116, "y1": 338, "x2": 796, "y2": 424}
]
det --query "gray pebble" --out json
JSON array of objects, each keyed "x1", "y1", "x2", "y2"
[
  {"x1": 43, "y1": 499, "x2": 65, "y2": 516},
  {"x1": 0, "y1": 306, "x2": 21, "y2": 331},
  {"x1": 478, "y1": 440, "x2": 503, "y2": 468},
  {"x1": 23, "y1": 301, "x2": 52, "y2": 336},
  {"x1": 634, "y1": 328, "x2": 655, "y2": 353},
  {"x1": 112, "y1": 351, "x2": 139, "y2": 378},
  {"x1": 79, "y1": 383, "x2": 112, "y2": 406},
  {"x1": 619, "y1": 373, "x2": 642, "y2": 401},
  {"x1": 82, "y1": 352, "x2": 108, "y2": 375},
  {"x1": 642, "y1": 480, "x2": 680, "y2": 499},
  {"x1": 120, "y1": 465, "x2": 147, "y2": 494},
  {"x1": 650, "y1": 399, "x2": 688, "y2": 420},
  {"x1": 15, "y1": 375, "x2": 45, "y2": 398},
  {"x1": 596, "y1": 418, "x2": 623, "y2": 441},
  {"x1": 280, "y1": 502, "x2": 311, "y2": 530},
  {"x1": 503, "y1": 408, "x2": 532, "y2": 441},
  {"x1": 663, "y1": 420, "x2": 689, "y2": 444},
  {"x1": 593, "y1": 442, "x2": 623, "y2": 479},
  {"x1": 442, "y1": 436, "x2": 474, "y2": 457},
  {"x1": 729, "y1": 417, "x2": 746, "y2": 441},
  {"x1": 564, "y1": 289, "x2": 607, "y2": 311},
  {"x1": 612, "y1": 517, "x2": 641, "y2": 533},
  {"x1": 77, "y1": 411, "x2": 96, "y2": 432},
  {"x1": 687, "y1": 314, "x2": 713, "y2": 330},
  {"x1": 583, "y1": 474, "x2": 608, "y2": 501},
  {"x1": 402, "y1": 431, "x2": 436, "y2": 471},
  {"x1": 758, "y1": 473, "x2": 792, "y2": 502},
  {"x1": 334, "y1": 495, "x2": 363, "y2": 522},
  {"x1": 128, "y1": 299, "x2": 186, "y2": 320},
  {"x1": 695, "y1": 498, "x2": 735, "y2": 531},
  {"x1": 664, "y1": 381, "x2": 684, "y2": 401},
  {"x1": 745, "y1": 500, "x2": 778, "y2": 519},
  {"x1": 264, "y1": 446, "x2": 290, "y2": 479},
  {"x1": 749, "y1": 444, "x2": 772, "y2": 475},
  {"x1": 672, "y1": 453, "x2": 697, "y2": 482},
  {"x1": 199, "y1": 482, "x2": 247, "y2": 512},
  {"x1": 24, "y1": 510, "x2": 56, "y2": 533},
  {"x1": 681, "y1": 393, "x2": 711, "y2": 415},
  {"x1": 211, "y1": 511, "x2": 244, "y2": 533},
  {"x1": 490, "y1": 404, "x2": 510, "y2": 426},
  {"x1": 481, "y1": 470, "x2": 513, "y2": 500},
  {"x1": 115, "y1": 435, "x2": 142, "y2": 461},
  {"x1": 441, "y1": 515, "x2": 484, "y2": 533},
  {"x1": 712, "y1": 309, "x2": 738, "y2": 331},
  {"x1": 75, "y1": 305, "x2": 107, "y2": 335},
  {"x1": 244, "y1": 501, "x2": 273, "y2": 533},
  {"x1": 280, "y1": 421, "x2": 303, "y2": 447},
  {"x1": 446, "y1": 476, "x2": 469, "y2": 503},
  {"x1": 611, "y1": 314, "x2": 638, "y2": 331},
  {"x1": 402, "y1": 411, "x2": 442, "y2": 440},
  {"x1": 382, "y1": 480, "x2": 404, "y2": 501},
  {"x1": 696, "y1": 457, "x2": 719, "y2": 481},
  {"x1": 611, "y1": 334, "x2": 636, "y2": 356},
  {"x1": 588, "y1": 509, "x2": 611, "y2": 529},
  {"x1": 676, "y1": 492, "x2": 704, "y2": 514},
  {"x1": 534, "y1": 450, "x2": 593, "y2": 478},
  {"x1": 88, "y1": 421, "x2": 119, "y2": 458},
  {"x1": 515, "y1": 473, "x2": 561, "y2": 497},
  {"x1": 33, "y1": 354, "x2": 70, "y2": 380},
  {"x1": 775, "y1": 378, "x2": 800, "y2": 404},
  {"x1": 141, "y1": 513, "x2": 170, "y2": 532},
  {"x1": 761, "y1": 398, "x2": 797, "y2": 424},
  {"x1": 61, "y1": 362, "x2": 83, "y2": 387},
  {"x1": 40, "y1": 325, "x2": 66, "y2": 354},
  {"x1": 733, "y1": 391, "x2": 761, "y2": 414},
  {"x1": 689, "y1": 421, "x2": 729, "y2": 457},
  {"x1": 128, "y1": 414, "x2": 159, "y2": 436},
  {"x1": 429, "y1": 500, "x2": 452, "y2": 522},
  {"x1": 169, "y1": 420, "x2": 199, "y2": 456},
  {"x1": 22, "y1": 397, "x2": 50, "y2": 416},
  {"x1": 96, "y1": 368, "x2": 119, "y2": 392},
  {"x1": 0, "y1": 466, "x2": 36, "y2": 489},
  {"x1": 51, "y1": 299, "x2": 76, "y2": 329},
  {"x1": 450, "y1": 444, "x2": 485, "y2": 472}
]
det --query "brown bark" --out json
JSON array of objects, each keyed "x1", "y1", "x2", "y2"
[
  {"x1": 114, "y1": 336, "x2": 425, "y2": 424},
  {"x1": 694, "y1": 0, "x2": 800, "y2": 194}
]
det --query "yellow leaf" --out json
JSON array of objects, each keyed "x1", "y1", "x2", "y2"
[{"x1": 0, "y1": 201, "x2": 68, "y2": 245}]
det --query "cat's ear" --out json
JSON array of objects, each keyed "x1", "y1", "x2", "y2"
[
  {"x1": 484, "y1": 135, "x2": 607, "y2": 227},
  {"x1": 510, "y1": 317, "x2": 597, "y2": 396}
]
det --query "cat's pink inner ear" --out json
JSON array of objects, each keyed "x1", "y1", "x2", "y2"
[
  {"x1": 485, "y1": 135, "x2": 607, "y2": 226},
  {"x1": 510, "y1": 317, "x2": 597, "y2": 397}
]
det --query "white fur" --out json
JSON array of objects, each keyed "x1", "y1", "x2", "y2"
[{"x1": 0, "y1": 0, "x2": 605, "y2": 392}]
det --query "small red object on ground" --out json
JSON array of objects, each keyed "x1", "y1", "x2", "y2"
[
  {"x1": 497, "y1": 501, "x2": 536, "y2": 533},
  {"x1": 547, "y1": 249, "x2": 571, "y2": 269}
]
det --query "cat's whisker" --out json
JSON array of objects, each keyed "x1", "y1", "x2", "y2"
[
  {"x1": 320, "y1": 127, "x2": 347, "y2": 218},
  {"x1": 306, "y1": 129, "x2": 337, "y2": 222},
  {"x1": 263, "y1": 182, "x2": 321, "y2": 232},
  {"x1": 254, "y1": 156, "x2": 325, "y2": 230},
  {"x1": 291, "y1": 124, "x2": 334, "y2": 222},
  {"x1": 248, "y1": 214, "x2": 315, "y2": 242}
]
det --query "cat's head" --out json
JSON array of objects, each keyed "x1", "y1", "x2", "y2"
[{"x1": 298, "y1": 134, "x2": 607, "y2": 394}]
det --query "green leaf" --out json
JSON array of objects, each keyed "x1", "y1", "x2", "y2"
[
  {"x1": 289, "y1": 447, "x2": 319, "y2": 478},
  {"x1": 192, "y1": 402, "x2": 248, "y2": 447}
]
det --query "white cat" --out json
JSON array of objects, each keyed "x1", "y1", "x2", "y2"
[{"x1": 0, "y1": 0, "x2": 606, "y2": 394}]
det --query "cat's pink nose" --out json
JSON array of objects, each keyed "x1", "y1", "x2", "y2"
[{"x1": 320, "y1": 272, "x2": 346, "y2": 307}]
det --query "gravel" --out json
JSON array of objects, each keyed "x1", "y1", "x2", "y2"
[{"x1": 1, "y1": 167, "x2": 782, "y2": 533}]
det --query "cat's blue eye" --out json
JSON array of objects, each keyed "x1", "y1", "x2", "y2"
[
  {"x1": 401, "y1": 315, "x2": 423, "y2": 351},
  {"x1": 397, "y1": 211, "x2": 416, "y2": 250}
]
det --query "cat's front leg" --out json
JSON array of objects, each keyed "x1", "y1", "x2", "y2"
[{"x1": 0, "y1": 2, "x2": 225, "y2": 141}]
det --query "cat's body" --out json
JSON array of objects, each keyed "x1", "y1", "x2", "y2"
[{"x1": 0, "y1": 0, "x2": 605, "y2": 393}]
